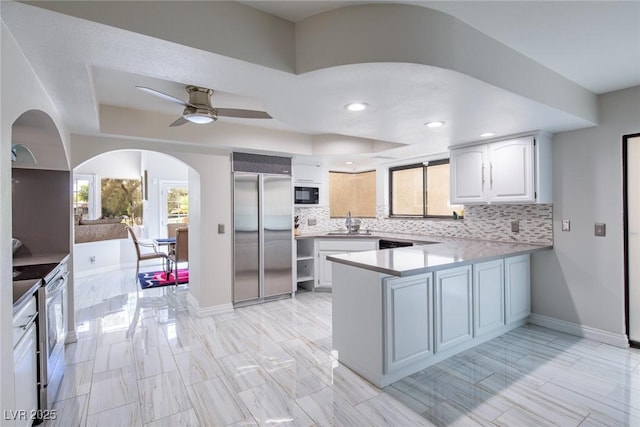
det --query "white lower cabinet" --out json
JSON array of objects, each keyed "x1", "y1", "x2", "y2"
[
  {"x1": 384, "y1": 275, "x2": 433, "y2": 373},
  {"x1": 505, "y1": 254, "x2": 531, "y2": 323},
  {"x1": 435, "y1": 265, "x2": 473, "y2": 352},
  {"x1": 318, "y1": 250, "x2": 342, "y2": 287},
  {"x1": 350, "y1": 252, "x2": 533, "y2": 386},
  {"x1": 14, "y1": 323, "x2": 38, "y2": 427},
  {"x1": 315, "y1": 239, "x2": 378, "y2": 289},
  {"x1": 473, "y1": 259, "x2": 505, "y2": 337},
  {"x1": 13, "y1": 295, "x2": 38, "y2": 427}
]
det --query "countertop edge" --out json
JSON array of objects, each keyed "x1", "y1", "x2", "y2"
[{"x1": 327, "y1": 244, "x2": 552, "y2": 277}]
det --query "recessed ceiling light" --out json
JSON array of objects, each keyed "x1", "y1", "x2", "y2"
[
  {"x1": 345, "y1": 102, "x2": 368, "y2": 112},
  {"x1": 425, "y1": 121, "x2": 445, "y2": 128},
  {"x1": 345, "y1": 161, "x2": 353, "y2": 165},
  {"x1": 480, "y1": 132, "x2": 496, "y2": 138}
]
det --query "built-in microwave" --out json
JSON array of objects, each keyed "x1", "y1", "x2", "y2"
[{"x1": 294, "y1": 186, "x2": 319, "y2": 204}]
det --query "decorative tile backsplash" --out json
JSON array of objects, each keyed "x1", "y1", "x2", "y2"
[{"x1": 295, "y1": 204, "x2": 553, "y2": 245}]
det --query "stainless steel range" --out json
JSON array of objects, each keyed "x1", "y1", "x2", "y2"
[{"x1": 28, "y1": 260, "x2": 68, "y2": 412}]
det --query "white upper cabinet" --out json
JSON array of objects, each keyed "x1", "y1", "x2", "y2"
[
  {"x1": 450, "y1": 145, "x2": 488, "y2": 203},
  {"x1": 450, "y1": 133, "x2": 551, "y2": 204},
  {"x1": 293, "y1": 163, "x2": 323, "y2": 184},
  {"x1": 488, "y1": 138, "x2": 534, "y2": 202}
]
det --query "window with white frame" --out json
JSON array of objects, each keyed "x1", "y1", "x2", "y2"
[{"x1": 73, "y1": 174, "x2": 96, "y2": 220}]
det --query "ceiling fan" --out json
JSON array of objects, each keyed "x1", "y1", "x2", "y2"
[{"x1": 136, "y1": 85, "x2": 272, "y2": 127}]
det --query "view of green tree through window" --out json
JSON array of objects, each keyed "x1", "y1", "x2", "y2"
[
  {"x1": 101, "y1": 178, "x2": 142, "y2": 222},
  {"x1": 389, "y1": 160, "x2": 463, "y2": 217}
]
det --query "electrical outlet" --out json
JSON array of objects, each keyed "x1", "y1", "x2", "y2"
[
  {"x1": 308, "y1": 218, "x2": 317, "y2": 226},
  {"x1": 511, "y1": 221, "x2": 519, "y2": 233},
  {"x1": 595, "y1": 223, "x2": 606, "y2": 237},
  {"x1": 562, "y1": 219, "x2": 570, "y2": 231}
]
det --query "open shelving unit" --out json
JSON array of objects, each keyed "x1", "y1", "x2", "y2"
[{"x1": 296, "y1": 239, "x2": 315, "y2": 291}]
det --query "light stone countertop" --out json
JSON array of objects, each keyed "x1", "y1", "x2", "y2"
[
  {"x1": 296, "y1": 230, "x2": 448, "y2": 243},
  {"x1": 326, "y1": 238, "x2": 551, "y2": 277}
]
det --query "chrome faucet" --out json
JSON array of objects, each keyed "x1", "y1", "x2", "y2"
[{"x1": 345, "y1": 211, "x2": 353, "y2": 233}]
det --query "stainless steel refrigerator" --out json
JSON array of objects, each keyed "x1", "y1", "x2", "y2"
[{"x1": 232, "y1": 153, "x2": 293, "y2": 304}]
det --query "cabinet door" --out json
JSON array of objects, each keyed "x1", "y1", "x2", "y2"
[
  {"x1": 293, "y1": 163, "x2": 323, "y2": 184},
  {"x1": 435, "y1": 265, "x2": 473, "y2": 352},
  {"x1": 488, "y1": 137, "x2": 534, "y2": 202},
  {"x1": 450, "y1": 145, "x2": 487, "y2": 204},
  {"x1": 318, "y1": 250, "x2": 341, "y2": 288},
  {"x1": 474, "y1": 259, "x2": 505, "y2": 337},
  {"x1": 316, "y1": 240, "x2": 378, "y2": 289},
  {"x1": 14, "y1": 323, "x2": 38, "y2": 427},
  {"x1": 384, "y1": 275, "x2": 433, "y2": 373},
  {"x1": 505, "y1": 254, "x2": 531, "y2": 323}
]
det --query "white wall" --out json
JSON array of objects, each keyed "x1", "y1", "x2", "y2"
[
  {"x1": 531, "y1": 86, "x2": 640, "y2": 343},
  {"x1": 75, "y1": 150, "x2": 141, "y2": 178},
  {"x1": 74, "y1": 237, "x2": 165, "y2": 277},
  {"x1": 1, "y1": 21, "x2": 71, "y2": 420},
  {"x1": 142, "y1": 151, "x2": 189, "y2": 239}
]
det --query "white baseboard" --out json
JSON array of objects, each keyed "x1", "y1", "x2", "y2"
[
  {"x1": 74, "y1": 264, "x2": 128, "y2": 278},
  {"x1": 65, "y1": 330, "x2": 78, "y2": 344},
  {"x1": 529, "y1": 313, "x2": 629, "y2": 348},
  {"x1": 74, "y1": 261, "x2": 163, "y2": 278},
  {"x1": 186, "y1": 293, "x2": 234, "y2": 317}
]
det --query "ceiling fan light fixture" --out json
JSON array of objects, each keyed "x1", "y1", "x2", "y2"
[{"x1": 183, "y1": 107, "x2": 217, "y2": 124}]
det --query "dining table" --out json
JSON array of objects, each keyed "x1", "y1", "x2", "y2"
[{"x1": 153, "y1": 237, "x2": 176, "y2": 274}]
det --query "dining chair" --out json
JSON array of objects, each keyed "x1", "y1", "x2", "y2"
[
  {"x1": 167, "y1": 223, "x2": 181, "y2": 239},
  {"x1": 126, "y1": 226, "x2": 168, "y2": 278},
  {"x1": 168, "y1": 226, "x2": 188, "y2": 286}
]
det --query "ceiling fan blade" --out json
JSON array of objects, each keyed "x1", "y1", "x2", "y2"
[
  {"x1": 216, "y1": 108, "x2": 272, "y2": 119},
  {"x1": 169, "y1": 116, "x2": 189, "y2": 127},
  {"x1": 136, "y1": 86, "x2": 194, "y2": 108}
]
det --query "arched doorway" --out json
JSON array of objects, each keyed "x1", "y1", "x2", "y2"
[{"x1": 72, "y1": 149, "x2": 193, "y2": 276}]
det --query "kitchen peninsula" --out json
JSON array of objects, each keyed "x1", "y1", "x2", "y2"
[{"x1": 327, "y1": 239, "x2": 551, "y2": 387}]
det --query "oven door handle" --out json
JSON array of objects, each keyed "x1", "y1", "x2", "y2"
[{"x1": 47, "y1": 274, "x2": 68, "y2": 296}]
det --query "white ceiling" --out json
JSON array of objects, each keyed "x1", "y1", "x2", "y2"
[
  {"x1": 242, "y1": 0, "x2": 640, "y2": 95},
  {"x1": 2, "y1": 1, "x2": 639, "y2": 169}
]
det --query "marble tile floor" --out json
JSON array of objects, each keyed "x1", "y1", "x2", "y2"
[{"x1": 48, "y1": 267, "x2": 640, "y2": 426}]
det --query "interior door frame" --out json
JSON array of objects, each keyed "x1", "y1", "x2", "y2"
[
  {"x1": 159, "y1": 180, "x2": 188, "y2": 238},
  {"x1": 623, "y1": 132, "x2": 640, "y2": 348}
]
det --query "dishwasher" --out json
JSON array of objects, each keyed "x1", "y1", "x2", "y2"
[{"x1": 378, "y1": 239, "x2": 414, "y2": 249}]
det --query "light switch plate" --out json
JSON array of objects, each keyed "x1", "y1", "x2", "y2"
[
  {"x1": 595, "y1": 223, "x2": 606, "y2": 237},
  {"x1": 218, "y1": 224, "x2": 225, "y2": 234},
  {"x1": 562, "y1": 219, "x2": 570, "y2": 231},
  {"x1": 511, "y1": 221, "x2": 519, "y2": 233}
]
